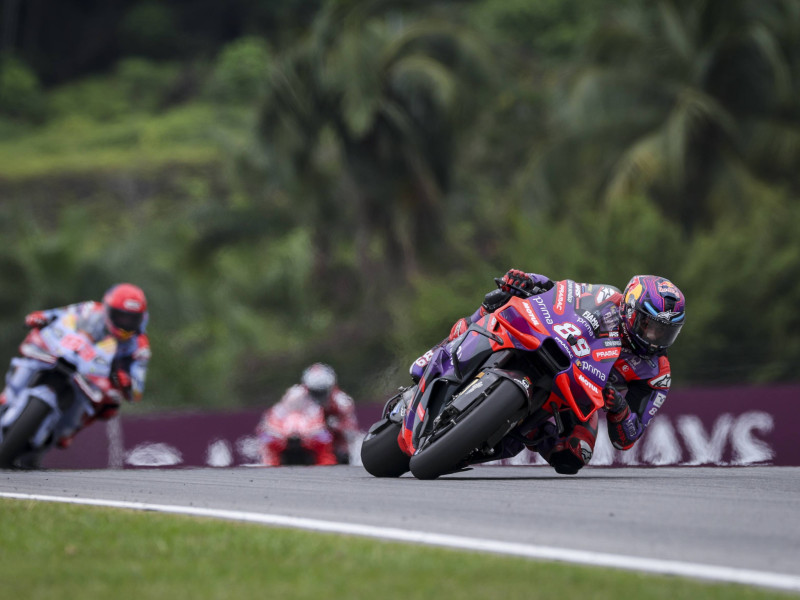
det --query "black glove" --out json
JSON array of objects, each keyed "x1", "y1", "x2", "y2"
[
  {"x1": 603, "y1": 386, "x2": 628, "y2": 416},
  {"x1": 500, "y1": 269, "x2": 536, "y2": 297}
]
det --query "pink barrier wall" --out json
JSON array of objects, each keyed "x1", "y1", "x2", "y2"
[{"x1": 42, "y1": 384, "x2": 800, "y2": 469}]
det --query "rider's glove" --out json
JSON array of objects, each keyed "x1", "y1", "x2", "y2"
[
  {"x1": 603, "y1": 386, "x2": 628, "y2": 416},
  {"x1": 607, "y1": 408, "x2": 643, "y2": 451},
  {"x1": 500, "y1": 269, "x2": 536, "y2": 297},
  {"x1": 25, "y1": 311, "x2": 51, "y2": 329},
  {"x1": 111, "y1": 369, "x2": 132, "y2": 401},
  {"x1": 604, "y1": 386, "x2": 643, "y2": 449}
]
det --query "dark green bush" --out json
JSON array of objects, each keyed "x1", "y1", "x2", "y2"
[
  {"x1": 205, "y1": 37, "x2": 272, "y2": 106},
  {"x1": 0, "y1": 55, "x2": 45, "y2": 122}
]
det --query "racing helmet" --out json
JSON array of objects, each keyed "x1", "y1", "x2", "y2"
[
  {"x1": 621, "y1": 275, "x2": 685, "y2": 355},
  {"x1": 301, "y1": 363, "x2": 336, "y2": 403},
  {"x1": 103, "y1": 283, "x2": 147, "y2": 341}
]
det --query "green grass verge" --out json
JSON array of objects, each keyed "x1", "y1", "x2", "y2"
[{"x1": 0, "y1": 499, "x2": 791, "y2": 600}]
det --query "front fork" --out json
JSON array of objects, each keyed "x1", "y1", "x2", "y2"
[{"x1": 383, "y1": 385, "x2": 417, "y2": 424}]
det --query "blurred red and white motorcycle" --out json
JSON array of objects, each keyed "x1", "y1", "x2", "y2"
[{"x1": 257, "y1": 390, "x2": 337, "y2": 466}]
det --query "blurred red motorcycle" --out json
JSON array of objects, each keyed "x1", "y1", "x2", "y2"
[{"x1": 257, "y1": 392, "x2": 337, "y2": 466}]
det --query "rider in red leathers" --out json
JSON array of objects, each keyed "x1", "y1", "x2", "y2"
[
  {"x1": 259, "y1": 363, "x2": 359, "y2": 465},
  {"x1": 257, "y1": 384, "x2": 339, "y2": 466},
  {"x1": 411, "y1": 269, "x2": 685, "y2": 474},
  {"x1": 0, "y1": 283, "x2": 151, "y2": 447}
]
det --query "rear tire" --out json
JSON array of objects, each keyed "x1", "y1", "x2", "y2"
[
  {"x1": 361, "y1": 421, "x2": 410, "y2": 478},
  {"x1": 0, "y1": 397, "x2": 52, "y2": 469},
  {"x1": 409, "y1": 380, "x2": 525, "y2": 480}
]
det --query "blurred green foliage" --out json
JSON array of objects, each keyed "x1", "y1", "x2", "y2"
[
  {"x1": 0, "y1": 55, "x2": 45, "y2": 122},
  {"x1": 1, "y1": 0, "x2": 799, "y2": 411},
  {"x1": 205, "y1": 37, "x2": 272, "y2": 105},
  {"x1": 49, "y1": 59, "x2": 185, "y2": 120}
]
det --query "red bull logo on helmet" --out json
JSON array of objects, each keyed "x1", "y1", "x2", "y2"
[{"x1": 658, "y1": 279, "x2": 680, "y2": 297}]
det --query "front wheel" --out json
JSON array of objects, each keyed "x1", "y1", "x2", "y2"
[
  {"x1": 361, "y1": 421, "x2": 410, "y2": 478},
  {"x1": 409, "y1": 380, "x2": 526, "y2": 480},
  {"x1": 0, "y1": 397, "x2": 52, "y2": 469}
]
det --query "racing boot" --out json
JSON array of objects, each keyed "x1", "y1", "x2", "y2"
[{"x1": 532, "y1": 413, "x2": 599, "y2": 475}]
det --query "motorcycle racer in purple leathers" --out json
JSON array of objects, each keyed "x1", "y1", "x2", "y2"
[{"x1": 411, "y1": 269, "x2": 685, "y2": 474}]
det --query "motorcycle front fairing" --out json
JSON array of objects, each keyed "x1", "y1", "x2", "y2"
[
  {"x1": 400, "y1": 343, "x2": 460, "y2": 455},
  {"x1": 36, "y1": 316, "x2": 117, "y2": 381},
  {"x1": 402, "y1": 322, "x2": 531, "y2": 455},
  {"x1": 0, "y1": 353, "x2": 100, "y2": 452},
  {"x1": 0, "y1": 316, "x2": 117, "y2": 451}
]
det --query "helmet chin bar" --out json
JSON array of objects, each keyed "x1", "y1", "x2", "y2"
[{"x1": 621, "y1": 319, "x2": 655, "y2": 356}]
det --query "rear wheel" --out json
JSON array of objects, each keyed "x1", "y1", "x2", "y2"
[
  {"x1": 0, "y1": 397, "x2": 52, "y2": 469},
  {"x1": 361, "y1": 421, "x2": 410, "y2": 478},
  {"x1": 409, "y1": 380, "x2": 526, "y2": 480}
]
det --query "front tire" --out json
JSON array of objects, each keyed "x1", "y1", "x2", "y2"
[
  {"x1": 409, "y1": 380, "x2": 526, "y2": 480},
  {"x1": 0, "y1": 397, "x2": 52, "y2": 469},
  {"x1": 361, "y1": 421, "x2": 410, "y2": 478}
]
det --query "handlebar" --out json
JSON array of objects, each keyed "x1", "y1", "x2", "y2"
[{"x1": 492, "y1": 277, "x2": 546, "y2": 298}]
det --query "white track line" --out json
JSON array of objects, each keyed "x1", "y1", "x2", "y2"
[{"x1": 2, "y1": 491, "x2": 799, "y2": 592}]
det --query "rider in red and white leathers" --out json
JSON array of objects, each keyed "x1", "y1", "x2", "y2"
[
  {"x1": 1, "y1": 284, "x2": 151, "y2": 447},
  {"x1": 411, "y1": 269, "x2": 685, "y2": 474},
  {"x1": 259, "y1": 363, "x2": 359, "y2": 465},
  {"x1": 257, "y1": 385, "x2": 338, "y2": 466}
]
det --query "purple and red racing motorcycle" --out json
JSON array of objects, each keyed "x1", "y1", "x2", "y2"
[{"x1": 361, "y1": 279, "x2": 622, "y2": 479}]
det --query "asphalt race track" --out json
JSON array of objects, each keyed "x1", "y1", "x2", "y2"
[{"x1": 2, "y1": 466, "x2": 799, "y2": 591}]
